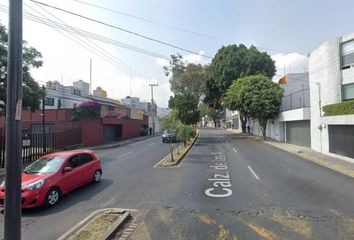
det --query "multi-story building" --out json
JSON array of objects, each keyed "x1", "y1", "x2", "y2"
[
  {"x1": 73, "y1": 80, "x2": 90, "y2": 97},
  {"x1": 251, "y1": 72, "x2": 311, "y2": 147},
  {"x1": 309, "y1": 32, "x2": 354, "y2": 159},
  {"x1": 44, "y1": 81, "x2": 88, "y2": 109},
  {"x1": 93, "y1": 86, "x2": 107, "y2": 98}
]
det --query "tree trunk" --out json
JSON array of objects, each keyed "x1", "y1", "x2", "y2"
[
  {"x1": 259, "y1": 118, "x2": 268, "y2": 140},
  {"x1": 169, "y1": 143, "x2": 174, "y2": 162},
  {"x1": 240, "y1": 113, "x2": 247, "y2": 133},
  {"x1": 212, "y1": 118, "x2": 217, "y2": 128}
]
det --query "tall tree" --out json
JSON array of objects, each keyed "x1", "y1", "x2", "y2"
[
  {"x1": 204, "y1": 44, "x2": 276, "y2": 107},
  {"x1": 0, "y1": 23, "x2": 45, "y2": 113},
  {"x1": 168, "y1": 92, "x2": 200, "y2": 125},
  {"x1": 225, "y1": 75, "x2": 283, "y2": 139},
  {"x1": 164, "y1": 53, "x2": 207, "y2": 99}
]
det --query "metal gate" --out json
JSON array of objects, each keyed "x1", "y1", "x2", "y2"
[
  {"x1": 328, "y1": 125, "x2": 354, "y2": 158},
  {"x1": 285, "y1": 120, "x2": 311, "y2": 147}
]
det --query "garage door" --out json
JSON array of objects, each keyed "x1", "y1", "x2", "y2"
[
  {"x1": 286, "y1": 120, "x2": 311, "y2": 147},
  {"x1": 328, "y1": 125, "x2": 354, "y2": 158},
  {"x1": 103, "y1": 125, "x2": 122, "y2": 143}
]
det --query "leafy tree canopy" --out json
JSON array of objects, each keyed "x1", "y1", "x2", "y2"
[
  {"x1": 168, "y1": 92, "x2": 200, "y2": 125},
  {"x1": 0, "y1": 23, "x2": 45, "y2": 113},
  {"x1": 164, "y1": 53, "x2": 208, "y2": 98},
  {"x1": 204, "y1": 44, "x2": 276, "y2": 107},
  {"x1": 225, "y1": 75, "x2": 283, "y2": 139}
]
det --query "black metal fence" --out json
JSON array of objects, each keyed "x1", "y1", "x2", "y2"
[
  {"x1": 0, "y1": 129, "x2": 81, "y2": 168},
  {"x1": 281, "y1": 89, "x2": 310, "y2": 112}
]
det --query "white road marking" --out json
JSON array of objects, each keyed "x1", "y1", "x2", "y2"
[
  {"x1": 210, "y1": 152, "x2": 223, "y2": 155},
  {"x1": 118, "y1": 152, "x2": 132, "y2": 158},
  {"x1": 149, "y1": 142, "x2": 155, "y2": 146},
  {"x1": 232, "y1": 148, "x2": 238, "y2": 153},
  {"x1": 248, "y1": 165, "x2": 260, "y2": 180}
]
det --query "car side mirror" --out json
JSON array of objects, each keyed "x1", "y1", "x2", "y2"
[{"x1": 63, "y1": 167, "x2": 72, "y2": 173}]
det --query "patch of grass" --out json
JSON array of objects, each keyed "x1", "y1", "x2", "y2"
[{"x1": 69, "y1": 211, "x2": 123, "y2": 240}]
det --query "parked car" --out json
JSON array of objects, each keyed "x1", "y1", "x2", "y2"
[
  {"x1": 162, "y1": 131, "x2": 177, "y2": 143},
  {"x1": 0, "y1": 149, "x2": 102, "y2": 209}
]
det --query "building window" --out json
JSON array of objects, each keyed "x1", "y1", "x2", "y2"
[
  {"x1": 341, "y1": 40, "x2": 354, "y2": 69},
  {"x1": 342, "y1": 83, "x2": 354, "y2": 101},
  {"x1": 58, "y1": 99, "x2": 62, "y2": 109},
  {"x1": 44, "y1": 98, "x2": 54, "y2": 106},
  {"x1": 73, "y1": 88, "x2": 81, "y2": 96}
]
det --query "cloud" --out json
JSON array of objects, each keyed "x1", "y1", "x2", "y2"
[
  {"x1": 183, "y1": 50, "x2": 205, "y2": 64},
  {"x1": 271, "y1": 53, "x2": 308, "y2": 80},
  {"x1": 156, "y1": 58, "x2": 169, "y2": 67},
  {"x1": 98, "y1": 73, "x2": 171, "y2": 108},
  {"x1": 155, "y1": 50, "x2": 207, "y2": 68}
]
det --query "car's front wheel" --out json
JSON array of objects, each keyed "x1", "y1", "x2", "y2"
[
  {"x1": 93, "y1": 170, "x2": 102, "y2": 183},
  {"x1": 44, "y1": 187, "x2": 60, "y2": 208}
]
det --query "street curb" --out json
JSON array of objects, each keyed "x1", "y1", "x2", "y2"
[
  {"x1": 89, "y1": 135, "x2": 154, "y2": 151},
  {"x1": 156, "y1": 131, "x2": 199, "y2": 168},
  {"x1": 57, "y1": 208, "x2": 131, "y2": 240},
  {"x1": 263, "y1": 141, "x2": 354, "y2": 179}
]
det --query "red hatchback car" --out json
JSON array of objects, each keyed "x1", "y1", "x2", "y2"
[{"x1": 0, "y1": 149, "x2": 102, "y2": 209}]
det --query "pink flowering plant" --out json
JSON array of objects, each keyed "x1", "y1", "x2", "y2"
[{"x1": 72, "y1": 101, "x2": 101, "y2": 120}]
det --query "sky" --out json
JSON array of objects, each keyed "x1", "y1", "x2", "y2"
[{"x1": 1, "y1": 0, "x2": 354, "y2": 107}]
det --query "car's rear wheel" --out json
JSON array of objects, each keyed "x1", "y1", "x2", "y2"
[
  {"x1": 93, "y1": 170, "x2": 102, "y2": 183},
  {"x1": 44, "y1": 187, "x2": 60, "y2": 208}
]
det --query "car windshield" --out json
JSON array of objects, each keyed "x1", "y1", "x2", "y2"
[{"x1": 24, "y1": 156, "x2": 66, "y2": 174}]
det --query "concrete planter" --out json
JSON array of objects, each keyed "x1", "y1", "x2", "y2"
[{"x1": 58, "y1": 208, "x2": 130, "y2": 240}]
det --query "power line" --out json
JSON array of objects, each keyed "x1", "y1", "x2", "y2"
[
  {"x1": 24, "y1": 2, "x2": 143, "y2": 78},
  {"x1": 0, "y1": 4, "x2": 170, "y2": 61},
  {"x1": 69, "y1": 0, "x2": 294, "y2": 54},
  {"x1": 70, "y1": 0, "x2": 222, "y2": 41},
  {"x1": 30, "y1": 0, "x2": 213, "y2": 59}
]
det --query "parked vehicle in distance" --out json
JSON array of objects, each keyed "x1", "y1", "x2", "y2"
[
  {"x1": 0, "y1": 149, "x2": 102, "y2": 209},
  {"x1": 162, "y1": 131, "x2": 177, "y2": 143}
]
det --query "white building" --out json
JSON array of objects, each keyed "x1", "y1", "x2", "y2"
[
  {"x1": 251, "y1": 73, "x2": 311, "y2": 147},
  {"x1": 73, "y1": 80, "x2": 90, "y2": 97},
  {"x1": 44, "y1": 81, "x2": 89, "y2": 109},
  {"x1": 309, "y1": 32, "x2": 354, "y2": 160}
]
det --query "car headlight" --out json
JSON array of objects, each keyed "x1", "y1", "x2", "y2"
[
  {"x1": 0, "y1": 179, "x2": 4, "y2": 187},
  {"x1": 25, "y1": 179, "x2": 45, "y2": 191}
]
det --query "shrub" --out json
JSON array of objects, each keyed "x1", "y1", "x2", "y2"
[
  {"x1": 72, "y1": 101, "x2": 101, "y2": 120},
  {"x1": 323, "y1": 100, "x2": 354, "y2": 116}
]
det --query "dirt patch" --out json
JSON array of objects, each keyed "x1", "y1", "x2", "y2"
[{"x1": 69, "y1": 211, "x2": 123, "y2": 240}]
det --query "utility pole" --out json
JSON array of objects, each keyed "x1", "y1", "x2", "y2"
[
  {"x1": 89, "y1": 58, "x2": 92, "y2": 96},
  {"x1": 149, "y1": 83, "x2": 158, "y2": 135},
  {"x1": 42, "y1": 85, "x2": 46, "y2": 153},
  {"x1": 4, "y1": 0, "x2": 23, "y2": 239}
]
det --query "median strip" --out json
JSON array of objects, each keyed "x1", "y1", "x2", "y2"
[{"x1": 154, "y1": 130, "x2": 199, "y2": 168}]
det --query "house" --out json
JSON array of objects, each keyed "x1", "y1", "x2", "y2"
[
  {"x1": 251, "y1": 72, "x2": 311, "y2": 147},
  {"x1": 44, "y1": 80, "x2": 89, "y2": 109},
  {"x1": 309, "y1": 32, "x2": 354, "y2": 159}
]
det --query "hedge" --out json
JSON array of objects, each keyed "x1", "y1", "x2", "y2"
[{"x1": 323, "y1": 100, "x2": 354, "y2": 116}]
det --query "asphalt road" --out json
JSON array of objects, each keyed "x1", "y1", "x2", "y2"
[{"x1": 1, "y1": 128, "x2": 354, "y2": 240}]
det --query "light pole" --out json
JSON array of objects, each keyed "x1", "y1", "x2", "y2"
[
  {"x1": 149, "y1": 83, "x2": 158, "y2": 135},
  {"x1": 41, "y1": 85, "x2": 46, "y2": 153}
]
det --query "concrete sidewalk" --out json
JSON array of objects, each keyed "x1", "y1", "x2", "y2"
[
  {"x1": 264, "y1": 140, "x2": 354, "y2": 178},
  {"x1": 87, "y1": 135, "x2": 155, "y2": 150}
]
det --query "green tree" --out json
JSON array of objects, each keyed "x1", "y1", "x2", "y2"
[
  {"x1": 200, "y1": 104, "x2": 220, "y2": 127},
  {"x1": 0, "y1": 24, "x2": 45, "y2": 113},
  {"x1": 225, "y1": 75, "x2": 283, "y2": 140},
  {"x1": 204, "y1": 44, "x2": 276, "y2": 107},
  {"x1": 164, "y1": 53, "x2": 208, "y2": 99},
  {"x1": 168, "y1": 92, "x2": 200, "y2": 125},
  {"x1": 161, "y1": 110, "x2": 181, "y2": 162}
]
